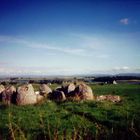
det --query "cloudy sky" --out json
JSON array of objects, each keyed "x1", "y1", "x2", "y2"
[{"x1": 0, "y1": 0, "x2": 140, "y2": 76}]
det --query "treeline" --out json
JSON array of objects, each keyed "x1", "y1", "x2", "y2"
[
  {"x1": 1, "y1": 78, "x2": 74, "y2": 85},
  {"x1": 93, "y1": 76, "x2": 140, "y2": 82},
  {"x1": 1, "y1": 76, "x2": 140, "y2": 85}
]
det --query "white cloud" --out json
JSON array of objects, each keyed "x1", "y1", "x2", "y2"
[
  {"x1": 0, "y1": 35, "x2": 28, "y2": 44},
  {"x1": 122, "y1": 66, "x2": 129, "y2": 70},
  {"x1": 111, "y1": 66, "x2": 140, "y2": 73},
  {"x1": 120, "y1": 18, "x2": 129, "y2": 25},
  {"x1": 0, "y1": 66, "x2": 46, "y2": 75},
  {"x1": 0, "y1": 65, "x2": 93, "y2": 76},
  {"x1": 70, "y1": 33, "x2": 112, "y2": 50},
  {"x1": 113, "y1": 66, "x2": 129, "y2": 71},
  {"x1": 0, "y1": 35, "x2": 87, "y2": 56},
  {"x1": 29, "y1": 42, "x2": 86, "y2": 56},
  {"x1": 0, "y1": 64, "x2": 140, "y2": 76}
]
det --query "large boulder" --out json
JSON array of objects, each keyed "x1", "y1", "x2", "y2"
[
  {"x1": 59, "y1": 83, "x2": 76, "y2": 97},
  {"x1": 55, "y1": 86, "x2": 62, "y2": 91},
  {"x1": 74, "y1": 83, "x2": 94, "y2": 100},
  {"x1": 35, "y1": 91, "x2": 44, "y2": 103},
  {"x1": 50, "y1": 90, "x2": 66, "y2": 101},
  {"x1": 2, "y1": 85, "x2": 16, "y2": 105},
  {"x1": 16, "y1": 84, "x2": 37, "y2": 105},
  {"x1": 66, "y1": 83, "x2": 75, "y2": 93},
  {"x1": 0, "y1": 84, "x2": 5, "y2": 93},
  {"x1": 40, "y1": 84, "x2": 52, "y2": 97},
  {"x1": 0, "y1": 84, "x2": 5, "y2": 101},
  {"x1": 55, "y1": 83, "x2": 94, "y2": 101},
  {"x1": 36, "y1": 94, "x2": 44, "y2": 102}
]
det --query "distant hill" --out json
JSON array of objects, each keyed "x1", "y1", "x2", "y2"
[{"x1": 116, "y1": 73, "x2": 140, "y2": 77}]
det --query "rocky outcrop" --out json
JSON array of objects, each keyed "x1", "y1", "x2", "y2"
[
  {"x1": 2, "y1": 85, "x2": 16, "y2": 105},
  {"x1": 16, "y1": 84, "x2": 37, "y2": 105}
]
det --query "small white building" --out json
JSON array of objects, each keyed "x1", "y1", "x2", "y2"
[{"x1": 113, "y1": 80, "x2": 117, "y2": 85}]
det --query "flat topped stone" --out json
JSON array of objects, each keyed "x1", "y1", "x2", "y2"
[{"x1": 96, "y1": 95, "x2": 121, "y2": 102}]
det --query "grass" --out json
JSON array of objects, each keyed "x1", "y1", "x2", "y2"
[{"x1": 0, "y1": 83, "x2": 140, "y2": 140}]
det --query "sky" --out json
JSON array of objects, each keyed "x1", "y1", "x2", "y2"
[{"x1": 0, "y1": 0, "x2": 140, "y2": 76}]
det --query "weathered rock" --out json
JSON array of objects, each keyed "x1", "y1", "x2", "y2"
[
  {"x1": 59, "y1": 83, "x2": 76, "y2": 97},
  {"x1": 106, "y1": 95, "x2": 121, "y2": 102},
  {"x1": 36, "y1": 94, "x2": 44, "y2": 102},
  {"x1": 50, "y1": 90, "x2": 66, "y2": 101},
  {"x1": 67, "y1": 83, "x2": 75, "y2": 93},
  {"x1": 74, "y1": 83, "x2": 94, "y2": 100},
  {"x1": 55, "y1": 86, "x2": 62, "y2": 91},
  {"x1": 35, "y1": 90, "x2": 45, "y2": 102},
  {"x1": 2, "y1": 85, "x2": 16, "y2": 105},
  {"x1": 40, "y1": 84, "x2": 52, "y2": 97},
  {"x1": 17, "y1": 84, "x2": 37, "y2": 105},
  {"x1": 96, "y1": 95, "x2": 121, "y2": 102},
  {"x1": 0, "y1": 84, "x2": 5, "y2": 93},
  {"x1": 35, "y1": 91, "x2": 40, "y2": 95},
  {"x1": 96, "y1": 95, "x2": 107, "y2": 101},
  {"x1": 57, "y1": 83, "x2": 94, "y2": 101},
  {"x1": 0, "y1": 84, "x2": 5, "y2": 101}
]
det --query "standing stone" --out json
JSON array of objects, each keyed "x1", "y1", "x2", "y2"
[
  {"x1": 2, "y1": 86, "x2": 16, "y2": 105},
  {"x1": 0, "y1": 85, "x2": 5, "y2": 101},
  {"x1": 40, "y1": 84, "x2": 52, "y2": 97},
  {"x1": 60, "y1": 83, "x2": 76, "y2": 97},
  {"x1": 0, "y1": 84, "x2": 5, "y2": 93},
  {"x1": 50, "y1": 90, "x2": 66, "y2": 101},
  {"x1": 75, "y1": 83, "x2": 94, "y2": 100},
  {"x1": 17, "y1": 84, "x2": 37, "y2": 105},
  {"x1": 67, "y1": 83, "x2": 75, "y2": 93},
  {"x1": 36, "y1": 94, "x2": 44, "y2": 102}
]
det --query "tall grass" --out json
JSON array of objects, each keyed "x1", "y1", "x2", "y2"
[{"x1": 0, "y1": 84, "x2": 140, "y2": 139}]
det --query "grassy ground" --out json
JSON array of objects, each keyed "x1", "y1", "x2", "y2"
[{"x1": 0, "y1": 84, "x2": 140, "y2": 140}]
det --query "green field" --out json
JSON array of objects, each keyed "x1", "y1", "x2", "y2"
[{"x1": 0, "y1": 84, "x2": 140, "y2": 140}]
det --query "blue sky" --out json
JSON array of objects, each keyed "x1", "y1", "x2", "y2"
[{"x1": 0, "y1": 0, "x2": 140, "y2": 75}]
